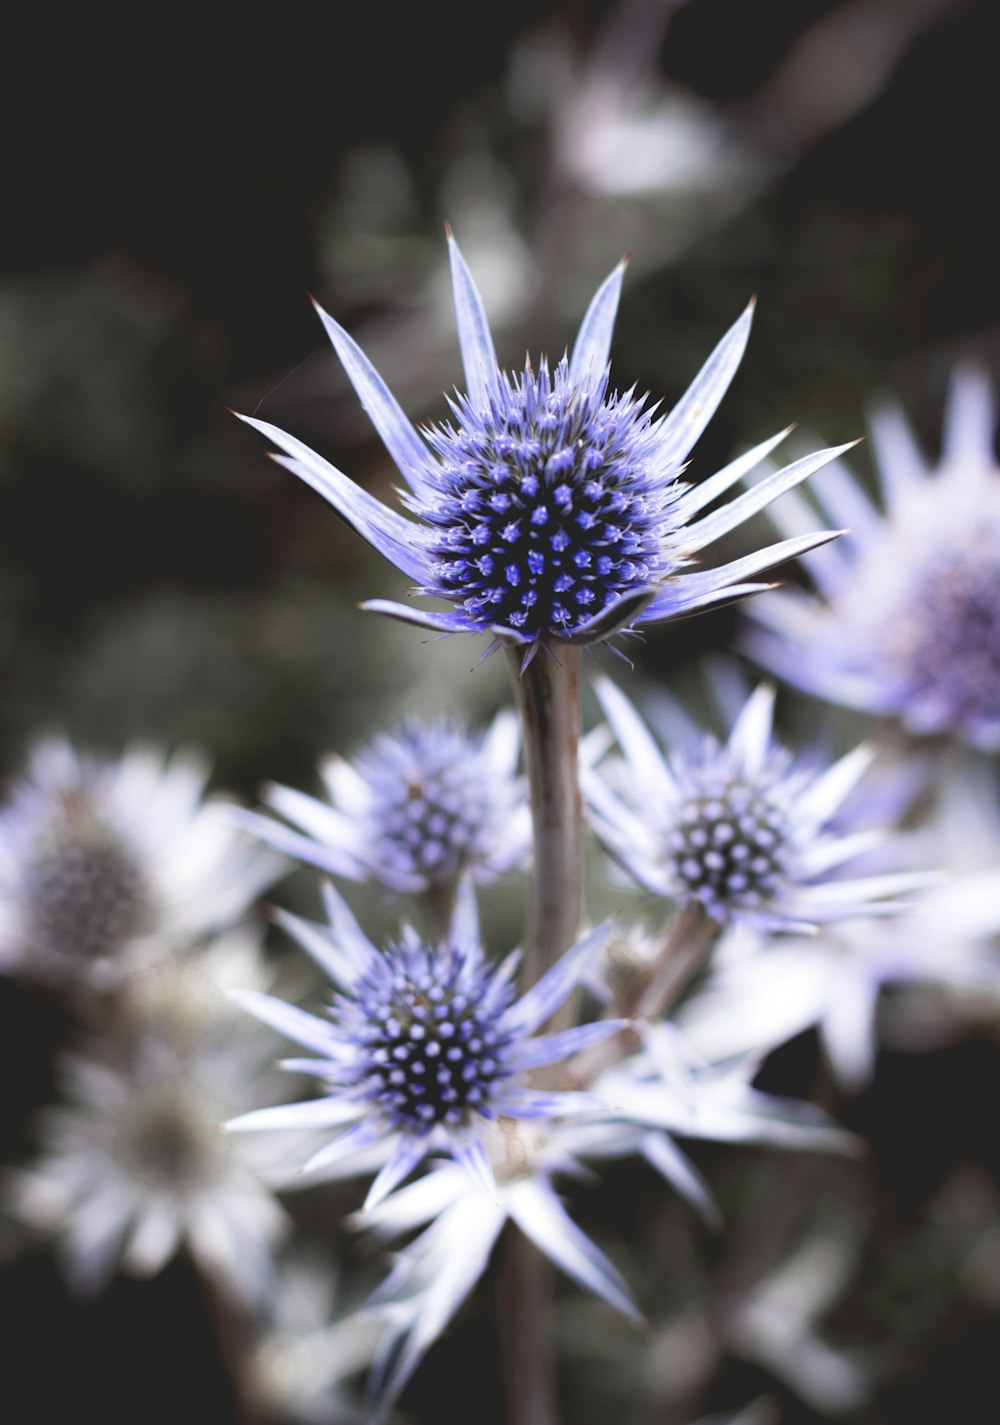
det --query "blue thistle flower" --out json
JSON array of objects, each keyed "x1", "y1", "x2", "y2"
[
  {"x1": 235, "y1": 711, "x2": 529, "y2": 896},
  {"x1": 585, "y1": 679, "x2": 924, "y2": 933},
  {"x1": 238, "y1": 234, "x2": 851, "y2": 655},
  {"x1": 745, "y1": 368, "x2": 1000, "y2": 750},
  {"x1": 224, "y1": 881, "x2": 622, "y2": 1211}
]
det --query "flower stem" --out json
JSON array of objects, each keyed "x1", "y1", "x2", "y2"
[
  {"x1": 500, "y1": 644, "x2": 584, "y2": 1425},
  {"x1": 506, "y1": 646, "x2": 584, "y2": 996}
]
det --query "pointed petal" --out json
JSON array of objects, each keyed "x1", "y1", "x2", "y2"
[
  {"x1": 364, "y1": 1135, "x2": 429, "y2": 1212},
  {"x1": 657, "y1": 301, "x2": 755, "y2": 466},
  {"x1": 559, "y1": 584, "x2": 659, "y2": 645},
  {"x1": 569, "y1": 258, "x2": 626, "y2": 384},
  {"x1": 727, "y1": 685, "x2": 776, "y2": 777},
  {"x1": 447, "y1": 231, "x2": 499, "y2": 412},
  {"x1": 672, "y1": 428, "x2": 792, "y2": 520},
  {"x1": 270, "y1": 907, "x2": 361, "y2": 988},
  {"x1": 683, "y1": 443, "x2": 860, "y2": 552},
  {"x1": 231, "y1": 806, "x2": 368, "y2": 883},
  {"x1": 311, "y1": 297, "x2": 436, "y2": 496},
  {"x1": 263, "y1": 781, "x2": 358, "y2": 853},
  {"x1": 359, "y1": 599, "x2": 477, "y2": 635},
  {"x1": 649, "y1": 530, "x2": 847, "y2": 613},
  {"x1": 448, "y1": 877, "x2": 480, "y2": 950},
  {"x1": 317, "y1": 880, "x2": 383, "y2": 975},
  {"x1": 450, "y1": 1134, "x2": 497, "y2": 1199},
  {"x1": 236, "y1": 412, "x2": 434, "y2": 582},
  {"x1": 635, "y1": 580, "x2": 779, "y2": 626},
  {"x1": 496, "y1": 1089, "x2": 606, "y2": 1119},
  {"x1": 509, "y1": 1019, "x2": 629, "y2": 1070},
  {"x1": 868, "y1": 400, "x2": 926, "y2": 505},
  {"x1": 227, "y1": 988, "x2": 335, "y2": 1055},
  {"x1": 301, "y1": 1119, "x2": 386, "y2": 1176},
  {"x1": 942, "y1": 365, "x2": 996, "y2": 468},
  {"x1": 224, "y1": 1095, "x2": 361, "y2": 1133},
  {"x1": 507, "y1": 1178, "x2": 644, "y2": 1322},
  {"x1": 640, "y1": 1131, "x2": 722, "y2": 1230},
  {"x1": 594, "y1": 678, "x2": 676, "y2": 797},
  {"x1": 797, "y1": 744, "x2": 875, "y2": 827},
  {"x1": 505, "y1": 922, "x2": 615, "y2": 1034}
]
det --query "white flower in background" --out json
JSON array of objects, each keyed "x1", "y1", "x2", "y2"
[
  {"x1": 238, "y1": 712, "x2": 530, "y2": 898},
  {"x1": 4, "y1": 934, "x2": 297, "y2": 1302},
  {"x1": 585, "y1": 678, "x2": 922, "y2": 933},
  {"x1": 0, "y1": 739, "x2": 282, "y2": 988},
  {"x1": 745, "y1": 367, "x2": 1000, "y2": 750}
]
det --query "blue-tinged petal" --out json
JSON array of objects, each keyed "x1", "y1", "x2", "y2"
[
  {"x1": 447, "y1": 230, "x2": 499, "y2": 413},
  {"x1": 263, "y1": 781, "x2": 359, "y2": 856},
  {"x1": 640, "y1": 1131, "x2": 722, "y2": 1230},
  {"x1": 504, "y1": 921, "x2": 615, "y2": 1034},
  {"x1": 270, "y1": 907, "x2": 363, "y2": 989},
  {"x1": 727, "y1": 685, "x2": 776, "y2": 778},
  {"x1": 796, "y1": 745, "x2": 875, "y2": 827},
  {"x1": 300, "y1": 1119, "x2": 386, "y2": 1176},
  {"x1": 569, "y1": 257, "x2": 627, "y2": 385},
  {"x1": 942, "y1": 365, "x2": 995, "y2": 468},
  {"x1": 310, "y1": 297, "x2": 437, "y2": 497},
  {"x1": 235, "y1": 413, "x2": 434, "y2": 583},
  {"x1": 868, "y1": 400, "x2": 926, "y2": 506},
  {"x1": 450, "y1": 1134, "x2": 497, "y2": 1200},
  {"x1": 682, "y1": 443, "x2": 860, "y2": 552},
  {"x1": 223, "y1": 1095, "x2": 362, "y2": 1134},
  {"x1": 672, "y1": 428, "x2": 793, "y2": 521},
  {"x1": 656, "y1": 300, "x2": 755, "y2": 466},
  {"x1": 495, "y1": 1089, "x2": 606, "y2": 1119},
  {"x1": 363, "y1": 1135, "x2": 429, "y2": 1213},
  {"x1": 231, "y1": 806, "x2": 370, "y2": 883},
  {"x1": 635, "y1": 581, "x2": 778, "y2": 626},
  {"x1": 508, "y1": 1019, "x2": 629, "y2": 1070},
  {"x1": 447, "y1": 876, "x2": 480, "y2": 951},
  {"x1": 649, "y1": 529, "x2": 847, "y2": 613},
  {"x1": 358, "y1": 599, "x2": 479, "y2": 635},
  {"x1": 594, "y1": 678, "x2": 677, "y2": 798},
  {"x1": 316, "y1": 880, "x2": 383, "y2": 977},
  {"x1": 506, "y1": 1178, "x2": 644, "y2": 1323},
  {"x1": 559, "y1": 584, "x2": 660, "y2": 645},
  {"x1": 226, "y1": 989, "x2": 335, "y2": 1055}
]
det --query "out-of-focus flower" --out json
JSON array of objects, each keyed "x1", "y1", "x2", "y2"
[
  {"x1": 745, "y1": 367, "x2": 1000, "y2": 750},
  {"x1": 353, "y1": 1116, "x2": 644, "y2": 1424},
  {"x1": 585, "y1": 679, "x2": 921, "y2": 933},
  {"x1": 247, "y1": 1254, "x2": 380, "y2": 1425},
  {"x1": 4, "y1": 935, "x2": 293, "y2": 1301},
  {"x1": 237, "y1": 712, "x2": 529, "y2": 898},
  {"x1": 238, "y1": 233, "x2": 849, "y2": 657},
  {"x1": 0, "y1": 740, "x2": 281, "y2": 988},
  {"x1": 225, "y1": 881, "x2": 623, "y2": 1211}
]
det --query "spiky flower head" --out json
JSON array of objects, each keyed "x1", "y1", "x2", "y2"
[
  {"x1": 224, "y1": 880, "x2": 623, "y2": 1212},
  {"x1": 237, "y1": 233, "x2": 851, "y2": 656},
  {"x1": 4, "y1": 934, "x2": 292, "y2": 1301},
  {"x1": 0, "y1": 741, "x2": 281, "y2": 987},
  {"x1": 745, "y1": 367, "x2": 1000, "y2": 750},
  {"x1": 585, "y1": 679, "x2": 922, "y2": 933},
  {"x1": 237, "y1": 710, "x2": 529, "y2": 897}
]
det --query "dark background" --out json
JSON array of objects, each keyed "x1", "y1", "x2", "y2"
[{"x1": 2, "y1": 2, "x2": 1000, "y2": 1421}]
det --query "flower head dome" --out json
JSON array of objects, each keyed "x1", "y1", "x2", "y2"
[
  {"x1": 745, "y1": 367, "x2": 1000, "y2": 750},
  {"x1": 585, "y1": 679, "x2": 921, "y2": 933},
  {"x1": 0, "y1": 740, "x2": 282, "y2": 987},
  {"x1": 237, "y1": 711, "x2": 529, "y2": 898},
  {"x1": 238, "y1": 234, "x2": 850, "y2": 655},
  {"x1": 224, "y1": 880, "x2": 623, "y2": 1212}
]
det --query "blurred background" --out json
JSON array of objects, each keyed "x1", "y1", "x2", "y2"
[{"x1": 2, "y1": 1, "x2": 999, "y2": 1421}]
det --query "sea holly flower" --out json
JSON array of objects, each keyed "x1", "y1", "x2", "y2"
[
  {"x1": 352, "y1": 1117, "x2": 645, "y2": 1424},
  {"x1": 744, "y1": 367, "x2": 1000, "y2": 749},
  {"x1": 236, "y1": 711, "x2": 530, "y2": 898},
  {"x1": 4, "y1": 934, "x2": 293, "y2": 1301},
  {"x1": 224, "y1": 880, "x2": 623, "y2": 1211},
  {"x1": 585, "y1": 679, "x2": 922, "y2": 934},
  {"x1": 0, "y1": 740, "x2": 281, "y2": 988},
  {"x1": 237, "y1": 233, "x2": 851, "y2": 655}
]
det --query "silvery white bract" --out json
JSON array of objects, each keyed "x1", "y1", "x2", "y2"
[
  {"x1": 238, "y1": 233, "x2": 851, "y2": 657},
  {"x1": 0, "y1": 739, "x2": 282, "y2": 988},
  {"x1": 353, "y1": 1116, "x2": 645, "y2": 1425},
  {"x1": 745, "y1": 368, "x2": 1000, "y2": 750},
  {"x1": 237, "y1": 711, "x2": 530, "y2": 897},
  {"x1": 224, "y1": 880, "x2": 624, "y2": 1212},
  {"x1": 585, "y1": 679, "x2": 921, "y2": 933},
  {"x1": 4, "y1": 934, "x2": 293, "y2": 1302}
]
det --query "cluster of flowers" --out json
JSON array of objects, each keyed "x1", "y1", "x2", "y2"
[{"x1": 4, "y1": 236, "x2": 1000, "y2": 1423}]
